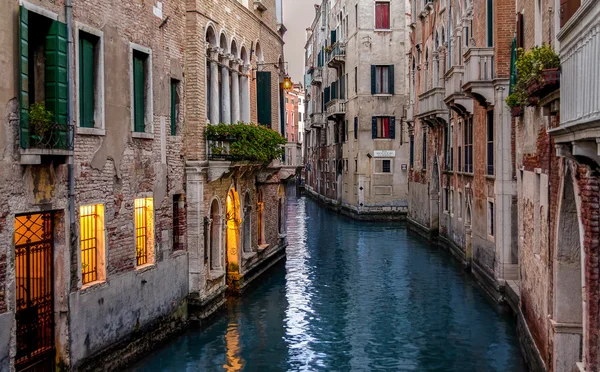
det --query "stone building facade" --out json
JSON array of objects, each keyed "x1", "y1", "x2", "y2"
[
  {"x1": 284, "y1": 83, "x2": 303, "y2": 167},
  {"x1": 0, "y1": 0, "x2": 188, "y2": 369},
  {"x1": 183, "y1": 0, "x2": 294, "y2": 326},
  {"x1": 304, "y1": 0, "x2": 410, "y2": 220}
]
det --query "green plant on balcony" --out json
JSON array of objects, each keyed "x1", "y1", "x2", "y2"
[
  {"x1": 506, "y1": 44, "x2": 560, "y2": 110},
  {"x1": 205, "y1": 122, "x2": 286, "y2": 162},
  {"x1": 29, "y1": 102, "x2": 54, "y2": 146}
]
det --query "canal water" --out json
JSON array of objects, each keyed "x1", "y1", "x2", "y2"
[{"x1": 131, "y1": 197, "x2": 527, "y2": 371}]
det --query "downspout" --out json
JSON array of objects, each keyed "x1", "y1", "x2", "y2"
[{"x1": 65, "y1": 0, "x2": 75, "y2": 365}]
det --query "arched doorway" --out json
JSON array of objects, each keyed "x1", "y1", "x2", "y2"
[
  {"x1": 226, "y1": 187, "x2": 241, "y2": 274},
  {"x1": 209, "y1": 199, "x2": 222, "y2": 271},
  {"x1": 552, "y1": 165, "x2": 583, "y2": 371},
  {"x1": 243, "y1": 192, "x2": 252, "y2": 254}
]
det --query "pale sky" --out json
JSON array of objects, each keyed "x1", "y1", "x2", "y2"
[{"x1": 284, "y1": 0, "x2": 320, "y2": 85}]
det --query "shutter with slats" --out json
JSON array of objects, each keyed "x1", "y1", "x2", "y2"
[
  {"x1": 371, "y1": 65, "x2": 376, "y2": 94},
  {"x1": 79, "y1": 34, "x2": 95, "y2": 128},
  {"x1": 331, "y1": 30, "x2": 337, "y2": 45},
  {"x1": 19, "y1": 6, "x2": 29, "y2": 148},
  {"x1": 388, "y1": 65, "x2": 394, "y2": 94},
  {"x1": 133, "y1": 53, "x2": 146, "y2": 132},
  {"x1": 256, "y1": 71, "x2": 272, "y2": 126},
  {"x1": 45, "y1": 20, "x2": 69, "y2": 148},
  {"x1": 516, "y1": 13, "x2": 524, "y2": 49},
  {"x1": 371, "y1": 117, "x2": 377, "y2": 138},
  {"x1": 389, "y1": 117, "x2": 396, "y2": 139}
]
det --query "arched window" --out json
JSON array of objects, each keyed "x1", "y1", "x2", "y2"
[
  {"x1": 209, "y1": 199, "x2": 221, "y2": 271},
  {"x1": 257, "y1": 189, "x2": 265, "y2": 245},
  {"x1": 243, "y1": 193, "x2": 252, "y2": 253},
  {"x1": 206, "y1": 26, "x2": 218, "y2": 124}
]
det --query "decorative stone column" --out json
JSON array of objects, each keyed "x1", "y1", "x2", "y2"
[
  {"x1": 231, "y1": 59, "x2": 241, "y2": 124},
  {"x1": 433, "y1": 51, "x2": 439, "y2": 88},
  {"x1": 240, "y1": 64, "x2": 251, "y2": 123},
  {"x1": 438, "y1": 46, "x2": 447, "y2": 88},
  {"x1": 209, "y1": 47, "x2": 220, "y2": 126},
  {"x1": 221, "y1": 53, "x2": 232, "y2": 124}
]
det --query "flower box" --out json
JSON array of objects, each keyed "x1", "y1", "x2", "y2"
[
  {"x1": 511, "y1": 107, "x2": 524, "y2": 118},
  {"x1": 526, "y1": 68, "x2": 560, "y2": 98}
]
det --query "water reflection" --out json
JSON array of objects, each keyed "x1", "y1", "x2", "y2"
[{"x1": 130, "y1": 197, "x2": 526, "y2": 372}]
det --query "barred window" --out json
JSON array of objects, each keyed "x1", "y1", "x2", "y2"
[
  {"x1": 134, "y1": 198, "x2": 155, "y2": 266},
  {"x1": 80, "y1": 204, "x2": 106, "y2": 285}
]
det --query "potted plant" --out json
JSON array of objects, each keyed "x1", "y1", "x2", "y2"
[
  {"x1": 29, "y1": 102, "x2": 54, "y2": 146},
  {"x1": 505, "y1": 89, "x2": 527, "y2": 117},
  {"x1": 516, "y1": 44, "x2": 560, "y2": 97}
]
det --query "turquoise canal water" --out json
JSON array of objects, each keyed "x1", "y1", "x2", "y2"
[{"x1": 131, "y1": 197, "x2": 526, "y2": 371}]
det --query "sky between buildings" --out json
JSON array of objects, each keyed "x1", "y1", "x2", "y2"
[{"x1": 284, "y1": 0, "x2": 320, "y2": 85}]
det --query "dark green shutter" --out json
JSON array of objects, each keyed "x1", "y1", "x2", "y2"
[
  {"x1": 388, "y1": 65, "x2": 394, "y2": 94},
  {"x1": 331, "y1": 30, "x2": 337, "y2": 44},
  {"x1": 509, "y1": 38, "x2": 517, "y2": 94},
  {"x1": 19, "y1": 6, "x2": 29, "y2": 148},
  {"x1": 371, "y1": 65, "x2": 376, "y2": 94},
  {"x1": 389, "y1": 117, "x2": 395, "y2": 139},
  {"x1": 487, "y1": 0, "x2": 493, "y2": 47},
  {"x1": 170, "y1": 80, "x2": 177, "y2": 135},
  {"x1": 133, "y1": 52, "x2": 145, "y2": 132},
  {"x1": 256, "y1": 71, "x2": 272, "y2": 126},
  {"x1": 79, "y1": 34, "x2": 95, "y2": 128},
  {"x1": 372, "y1": 117, "x2": 377, "y2": 138},
  {"x1": 45, "y1": 20, "x2": 69, "y2": 148}
]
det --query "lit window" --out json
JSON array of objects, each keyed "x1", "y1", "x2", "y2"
[
  {"x1": 375, "y1": 1, "x2": 390, "y2": 29},
  {"x1": 80, "y1": 204, "x2": 106, "y2": 285},
  {"x1": 173, "y1": 195, "x2": 184, "y2": 251},
  {"x1": 134, "y1": 198, "x2": 154, "y2": 266}
]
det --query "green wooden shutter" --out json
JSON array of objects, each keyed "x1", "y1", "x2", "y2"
[
  {"x1": 79, "y1": 34, "x2": 95, "y2": 128},
  {"x1": 170, "y1": 80, "x2": 177, "y2": 135},
  {"x1": 388, "y1": 65, "x2": 394, "y2": 94},
  {"x1": 371, "y1": 65, "x2": 376, "y2": 94},
  {"x1": 45, "y1": 20, "x2": 69, "y2": 148},
  {"x1": 331, "y1": 30, "x2": 337, "y2": 45},
  {"x1": 389, "y1": 117, "x2": 396, "y2": 139},
  {"x1": 509, "y1": 38, "x2": 517, "y2": 94},
  {"x1": 256, "y1": 71, "x2": 272, "y2": 126},
  {"x1": 371, "y1": 117, "x2": 377, "y2": 138},
  {"x1": 19, "y1": 6, "x2": 29, "y2": 148},
  {"x1": 133, "y1": 52, "x2": 146, "y2": 132}
]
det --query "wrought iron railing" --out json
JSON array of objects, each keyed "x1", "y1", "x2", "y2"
[{"x1": 23, "y1": 122, "x2": 74, "y2": 151}]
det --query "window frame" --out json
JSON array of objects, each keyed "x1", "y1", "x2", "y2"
[
  {"x1": 374, "y1": 0, "x2": 391, "y2": 31},
  {"x1": 79, "y1": 204, "x2": 106, "y2": 287},
  {"x1": 130, "y1": 43, "x2": 154, "y2": 138},
  {"x1": 374, "y1": 65, "x2": 392, "y2": 94},
  {"x1": 134, "y1": 197, "x2": 155, "y2": 268},
  {"x1": 375, "y1": 116, "x2": 391, "y2": 139},
  {"x1": 74, "y1": 23, "x2": 105, "y2": 136},
  {"x1": 171, "y1": 79, "x2": 180, "y2": 136},
  {"x1": 488, "y1": 199, "x2": 495, "y2": 240}
]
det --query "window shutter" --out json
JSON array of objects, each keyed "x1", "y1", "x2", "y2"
[
  {"x1": 371, "y1": 65, "x2": 376, "y2": 94},
  {"x1": 487, "y1": 0, "x2": 493, "y2": 47},
  {"x1": 388, "y1": 65, "x2": 395, "y2": 94},
  {"x1": 79, "y1": 35, "x2": 95, "y2": 128},
  {"x1": 133, "y1": 53, "x2": 146, "y2": 132},
  {"x1": 331, "y1": 30, "x2": 337, "y2": 44},
  {"x1": 45, "y1": 20, "x2": 69, "y2": 148},
  {"x1": 516, "y1": 13, "x2": 524, "y2": 49},
  {"x1": 256, "y1": 71, "x2": 272, "y2": 126},
  {"x1": 19, "y1": 6, "x2": 29, "y2": 148},
  {"x1": 372, "y1": 117, "x2": 377, "y2": 138},
  {"x1": 354, "y1": 116, "x2": 358, "y2": 139},
  {"x1": 560, "y1": 0, "x2": 581, "y2": 28},
  {"x1": 389, "y1": 117, "x2": 396, "y2": 139},
  {"x1": 170, "y1": 80, "x2": 177, "y2": 135}
]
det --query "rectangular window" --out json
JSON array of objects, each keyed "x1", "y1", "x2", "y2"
[
  {"x1": 354, "y1": 116, "x2": 358, "y2": 139},
  {"x1": 422, "y1": 131, "x2": 427, "y2": 170},
  {"x1": 410, "y1": 135, "x2": 415, "y2": 168},
  {"x1": 382, "y1": 159, "x2": 391, "y2": 173},
  {"x1": 79, "y1": 32, "x2": 99, "y2": 128},
  {"x1": 133, "y1": 50, "x2": 149, "y2": 133},
  {"x1": 372, "y1": 65, "x2": 394, "y2": 94},
  {"x1": 354, "y1": 67, "x2": 358, "y2": 94},
  {"x1": 464, "y1": 117, "x2": 473, "y2": 173},
  {"x1": 375, "y1": 1, "x2": 390, "y2": 29},
  {"x1": 487, "y1": 110, "x2": 494, "y2": 175},
  {"x1": 134, "y1": 197, "x2": 155, "y2": 266},
  {"x1": 487, "y1": 0, "x2": 493, "y2": 46},
  {"x1": 444, "y1": 188, "x2": 449, "y2": 212},
  {"x1": 375, "y1": 117, "x2": 390, "y2": 138},
  {"x1": 450, "y1": 189, "x2": 454, "y2": 215},
  {"x1": 355, "y1": 4, "x2": 358, "y2": 30},
  {"x1": 458, "y1": 191, "x2": 463, "y2": 218},
  {"x1": 171, "y1": 79, "x2": 179, "y2": 135},
  {"x1": 488, "y1": 201, "x2": 495, "y2": 237},
  {"x1": 80, "y1": 204, "x2": 105, "y2": 285},
  {"x1": 173, "y1": 195, "x2": 183, "y2": 251}
]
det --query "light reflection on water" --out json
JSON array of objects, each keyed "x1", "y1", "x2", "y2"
[{"x1": 130, "y1": 196, "x2": 526, "y2": 372}]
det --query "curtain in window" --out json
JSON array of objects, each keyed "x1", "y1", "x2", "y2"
[{"x1": 375, "y1": 67, "x2": 389, "y2": 94}]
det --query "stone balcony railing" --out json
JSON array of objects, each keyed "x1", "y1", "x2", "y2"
[
  {"x1": 326, "y1": 99, "x2": 346, "y2": 119},
  {"x1": 309, "y1": 112, "x2": 325, "y2": 128},
  {"x1": 327, "y1": 42, "x2": 346, "y2": 68},
  {"x1": 417, "y1": 87, "x2": 448, "y2": 126},
  {"x1": 550, "y1": 0, "x2": 600, "y2": 168},
  {"x1": 311, "y1": 67, "x2": 322, "y2": 85},
  {"x1": 463, "y1": 47, "x2": 495, "y2": 106},
  {"x1": 444, "y1": 65, "x2": 473, "y2": 115},
  {"x1": 406, "y1": 103, "x2": 414, "y2": 123}
]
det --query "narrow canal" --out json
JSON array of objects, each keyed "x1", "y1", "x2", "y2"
[{"x1": 132, "y1": 197, "x2": 526, "y2": 371}]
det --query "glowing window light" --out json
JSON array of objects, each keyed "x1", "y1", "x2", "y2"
[
  {"x1": 80, "y1": 204, "x2": 105, "y2": 285},
  {"x1": 134, "y1": 198, "x2": 155, "y2": 267}
]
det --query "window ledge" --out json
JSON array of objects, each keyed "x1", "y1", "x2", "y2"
[
  {"x1": 135, "y1": 263, "x2": 156, "y2": 273},
  {"x1": 80, "y1": 280, "x2": 107, "y2": 293},
  {"x1": 77, "y1": 127, "x2": 106, "y2": 136},
  {"x1": 243, "y1": 251, "x2": 257, "y2": 260},
  {"x1": 258, "y1": 244, "x2": 270, "y2": 251},
  {"x1": 170, "y1": 250, "x2": 187, "y2": 259},
  {"x1": 209, "y1": 270, "x2": 225, "y2": 281},
  {"x1": 373, "y1": 93, "x2": 393, "y2": 97},
  {"x1": 374, "y1": 138, "x2": 393, "y2": 141},
  {"x1": 132, "y1": 132, "x2": 154, "y2": 140},
  {"x1": 485, "y1": 174, "x2": 495, "y2": 180},
  {"x1": 374, "y1": 29, "x2": 392, "y2": 32}
]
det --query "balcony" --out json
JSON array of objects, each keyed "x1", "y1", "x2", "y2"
[
  {"x1": 253, "y1": 0, "x2": 267, "y2": 12},
  {"x1": 20, "y1": 120, "x2": 74, "y2": 165},
  {"x1": 406, "y1": 103, "x2": 414, "y2": 123},
  {"x1": 550, "y1": 0, "x2": 600, "y2": 168},
  {"x1": 463, "y1": 47, "x2": 495, "y2": 106},
  {"x1": 327, "y1": 42, "x2": 346, "y2": 69},
  {"x1": 326, "y1": 99, "x2": 345, "y2": 120},
  {"x1": 311, "y1": 67, "x2": 323, "y2": 85},
  {"x1": 309, "y1": 112, "x2": 325, "y2": 128},
  {"x1": 417, "y1": 87, "x2": 448, "y2": 126},
  {"x1": 444, "y1": 65, "x2": 473, "y2": 116}
]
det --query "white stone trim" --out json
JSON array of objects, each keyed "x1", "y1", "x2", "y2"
[
  {"x1": 74, "y1": 22, "x2": 105, "y2": 133},
  {"x1": 373, "y1": 0, "x2": 392, "y2": 31},
  {"x1": 129, "y1": 43, "x2": 154, "y2": 134},
  {"x1": 19, "y1": 0, "x2": 58, "y2": 20}
]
